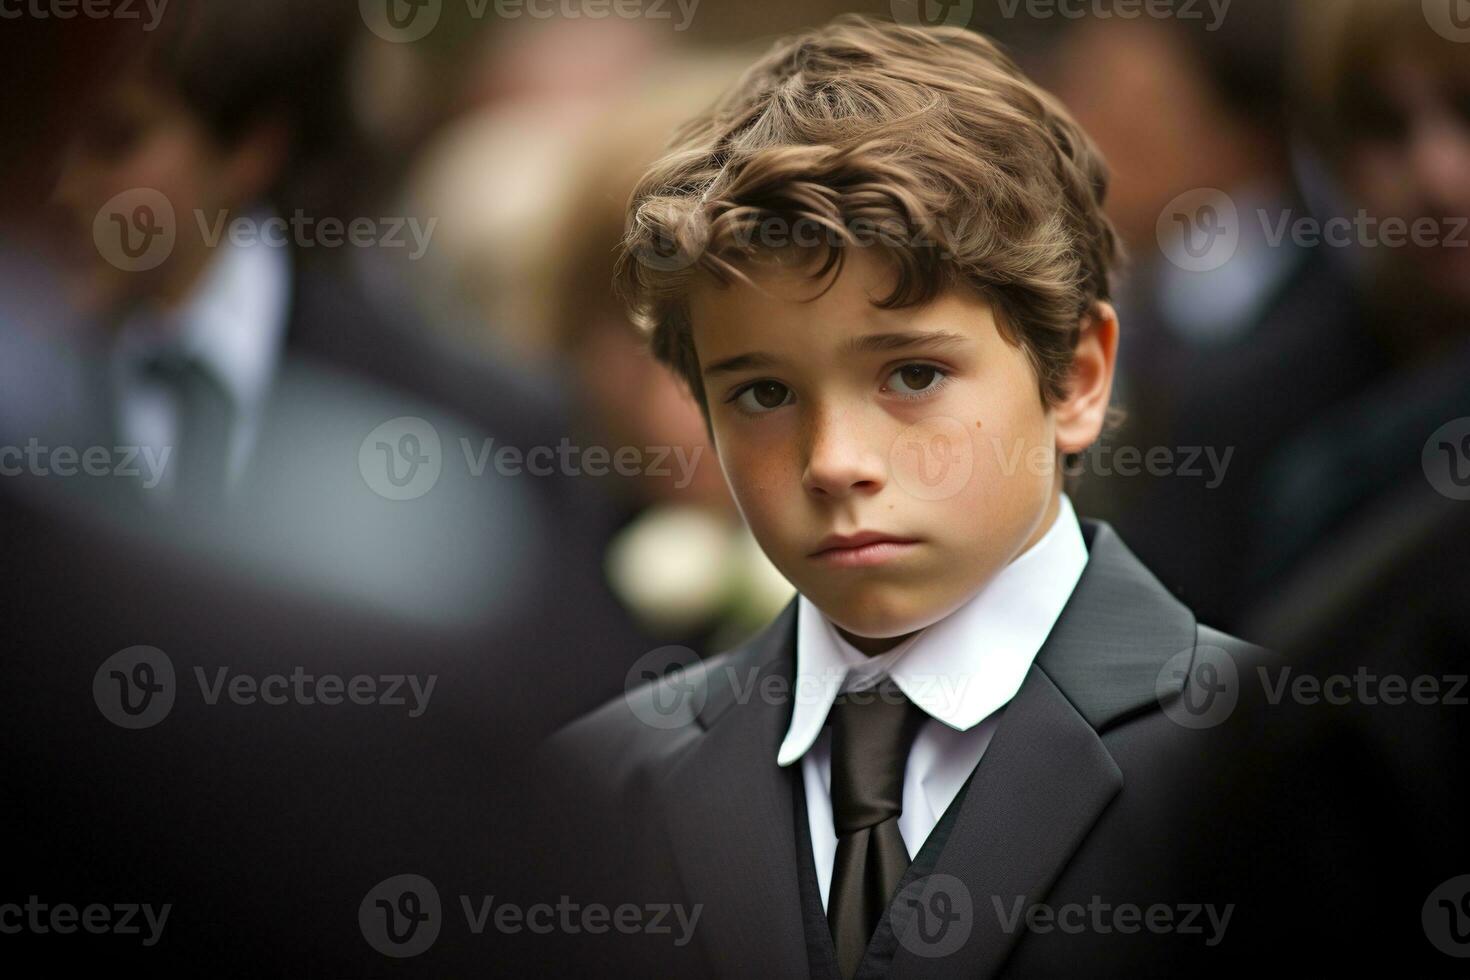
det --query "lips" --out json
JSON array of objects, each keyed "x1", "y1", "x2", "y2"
[
  {"x1": 808, "y1": 532, "x2": 921, "y2": 570},
  {"x1": 809, "y1": 530, "x2": 920, "y2": 556}
]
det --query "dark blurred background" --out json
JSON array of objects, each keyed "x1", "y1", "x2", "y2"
[{"x1": 1, "y1": 0, "x2": 1465, "y2": 974}]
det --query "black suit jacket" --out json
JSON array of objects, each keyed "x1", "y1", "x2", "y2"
[
  {"x1": 0, "y1": 251, "x2": 648, "y2": 975},
  {"x1": 537, "y1": 520, "x2": 1409, "y2": 977}
]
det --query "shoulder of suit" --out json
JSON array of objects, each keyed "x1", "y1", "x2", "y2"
[
  {"x1": 539, "y1": 648, "x2": 740, "y2": 777},
  {"x1": 1196, "y1": 621, "x2": 1271, "y2": 663}
]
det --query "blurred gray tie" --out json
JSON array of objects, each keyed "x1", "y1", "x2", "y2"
[
  {"x1": 826, "y1": 677, "x2": 926, "y2": 979},
  {"x1": 141, "y1": 350, "x2": 233, "y2": 509}
]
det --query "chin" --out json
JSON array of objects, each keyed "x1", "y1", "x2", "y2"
[{"x1": 818, "y1": 587, "x2": 934, "y2": 641}]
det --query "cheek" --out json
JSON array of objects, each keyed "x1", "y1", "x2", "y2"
[
  {"x1": 1348, "y1": 149, "x2": 1414, "y2": 214},
  {"x1": 981, "y1": 369, "x2": 1052, "y2": 458},
  {"x1": 937, "y1": 380, "x2": 1055, "y2": 525},
  {"x1": 714, "y1": 428, "x2": 796, "y2": 537}
]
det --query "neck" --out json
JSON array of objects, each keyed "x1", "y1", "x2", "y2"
[{"x1": 835, "y1": 627, "x2": 919, "y2": 658}]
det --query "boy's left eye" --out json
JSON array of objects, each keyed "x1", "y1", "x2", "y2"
[{"x1": 884, "y1": 364, "x2": 947, "y2": 397}]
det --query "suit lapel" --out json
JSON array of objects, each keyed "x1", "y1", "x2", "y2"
[
  {"x1": 886, "y1": 665, "x2": 1121, "y2": 979},
  {"x1": 885, "y1": 520, "x2": 1197, "y2": 980},
  {"x1": 660, "y1": 601, "x2": 811, "y2": 980},
  {"x1": 1034, "y1": 521, "x2": 1200, "y2": 729}
]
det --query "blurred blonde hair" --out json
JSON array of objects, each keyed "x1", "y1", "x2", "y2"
[
  {"x1": 545, "y1": 51, "x2": 755, "y2": 355},
  {"x1": 1293, "y1": 0, "x2": 1470, "y2": 159}
]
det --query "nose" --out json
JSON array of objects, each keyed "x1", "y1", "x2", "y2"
[{"x1": 801, "y1": 403, "x2": 887, "y2": 500}]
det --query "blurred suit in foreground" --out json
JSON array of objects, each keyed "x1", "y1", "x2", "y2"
[
  {"x1": 0, "y1": 3, "x2": 644, "y2": 973},
  {"x1": 0, "y1": 240, "x2": 646, "y2": 973}
]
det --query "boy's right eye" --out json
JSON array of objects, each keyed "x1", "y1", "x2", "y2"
[{"x1": 731, "y1": 380, "x2": 794, "y2": 415}]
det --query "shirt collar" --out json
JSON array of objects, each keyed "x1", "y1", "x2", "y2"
[
  {"x1": 115, "y1": 210, "x2": 292, "y2": 415},
  {"x1": 1155, "y1": 179, "x2": 1303, "y2": 342},
  {"x1": 777, "y1": 494, "x2": 1089, "y2": 767}
]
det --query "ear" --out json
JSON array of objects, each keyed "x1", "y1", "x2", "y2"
[{"x1": 1054, "y1": 301, "x2": 1119, "y2": 455}]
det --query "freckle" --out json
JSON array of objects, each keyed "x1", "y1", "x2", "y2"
[{"x1": 976, "y1": 421, "x2": 983, "y2": 429}]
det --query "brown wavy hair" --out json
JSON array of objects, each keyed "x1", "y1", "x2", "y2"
[{"x1": 614, "y1": 14, "x2": 1122, "y2": 420}]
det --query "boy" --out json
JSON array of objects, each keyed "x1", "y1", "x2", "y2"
[{"x1": 542, "y1": 15, "x2": 1266, "y2": 979}]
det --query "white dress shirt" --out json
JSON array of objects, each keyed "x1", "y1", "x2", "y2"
[
  {"x1": 777, "y1": 494, "x2": 1089, "y2": 910},
  {"x1": 1155, "y1": 180, "x2": 1302, "y2": 343},
  {"x1": 110, "y1": 216, "x2": 291, "y2": 501}
]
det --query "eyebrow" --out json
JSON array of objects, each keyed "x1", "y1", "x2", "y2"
[{"x1": 701, "y1": 330, "x2": 972, "y2": 378}]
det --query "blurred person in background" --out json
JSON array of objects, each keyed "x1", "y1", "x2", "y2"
[
  {"x1": 13, "y1": 0, "x2": 645, "y2": 672},
  {"x1": 0, "y1": 2, "x2": 645, "y2": 973},
  {"x1": 1244, "y1": 0, "x2": 1470, "y2": 911},
  {"x1": 1190, "y1": 3, "x2": 1470, "y2": 972},
  {"x1": 1243, "y1": 0, "x2": 1470, "y2": 617},
  {"x1": 404, "y1": 16, "x2": 671, "y2": 356},
  {"x1": 1041, "y1": 0, "x2": 1387, "y2": 631},
  {"x1": 42, "y1": 0, "x2": 568, "y2": 511},
  {"x1": 541, "y1": 53, "x2": 795, "y2": 655}
]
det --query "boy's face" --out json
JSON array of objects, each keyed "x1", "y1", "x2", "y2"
[{"x1": 689, "y1": 247, "x2": 1112, "y2": 654}]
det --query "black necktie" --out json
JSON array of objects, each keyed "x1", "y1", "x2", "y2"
[
  {"x1": 141, "y1": 351, "x2": 233, "y2": 509},
  {"x1": 826, "y1": 678, "x2": 927, "y2": 979}
]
